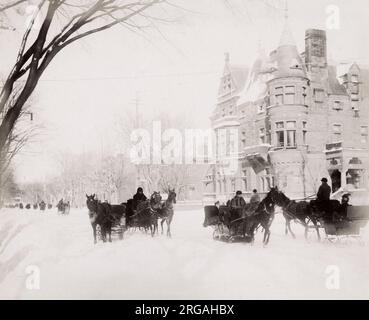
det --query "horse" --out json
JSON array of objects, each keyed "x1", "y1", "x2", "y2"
[
  {"x1": 39, "y1": 201, "x2": 46, "y2": 211},
  {"x1": 86, "y1": 194, "x2": 113, "y2": 243},
  {"x1": 57, "y1": 200, "x2": 70, "y2": 215},
  {"x1": 134, "y1": 191, "x2": 162, "y2": 236},
  {"x1": 159, "y1": 189, "x2": 177, "y2": 237},
  {"x1": 268, "y1": 187, "x2": 321, "y2": 240},
  {"x1": 246, "y1": 191, "x2": 276, "y2": 245}
]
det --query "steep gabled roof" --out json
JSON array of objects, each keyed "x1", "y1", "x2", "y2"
[
  {"x1": 217, "y1": 55, "x2": 249, "y2": 97},
  {"x1": 272, "y1": 19, "x2": 307, "y2": 79}
]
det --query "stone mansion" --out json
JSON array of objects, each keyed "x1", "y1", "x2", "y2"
[{"x1": 203, "y1": 24, "x2": 369, "y2": 202}]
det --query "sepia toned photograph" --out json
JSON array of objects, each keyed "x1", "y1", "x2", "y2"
[{"x1": 0, "y1": 0, "x2": 369, "y2": 303}]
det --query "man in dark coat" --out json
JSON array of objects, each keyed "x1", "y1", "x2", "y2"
[
  {"x1": 229, "y1": 190, "x2": 246, "y2": 220},
  {"x1": 317, "y1": 178, "x2": 332, "y2": 218},
  {"x1": 133, "y1": 187, "x2": 147, "y2": 210},
  {"x1": 230, "y1": 190, "x2": 247, "y2": 208}
]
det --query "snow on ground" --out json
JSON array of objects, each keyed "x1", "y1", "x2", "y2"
[{"x1": 0, "y1": 207, "x2": 369, "y2": 300}]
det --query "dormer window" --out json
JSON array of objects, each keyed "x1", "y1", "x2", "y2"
[
  {"x1": 351, "y1": 74, "x2": 359, "y2": 83},
  {"x1": 259, "y1": 128, "x2": 266, "y2": 144},
  {"x1": 361, "y1": 126, "x2": 368, "y2": 143},
  {"x1": 351, "y1": 83, "x2": 359, "y2": 95},
  {"x1": 333, "y1": 101, "x2": 342, "y2": 111}
]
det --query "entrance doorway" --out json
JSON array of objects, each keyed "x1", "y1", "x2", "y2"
[{"x1": 330, "y1": 169, "x2": 341, "y2": 193}]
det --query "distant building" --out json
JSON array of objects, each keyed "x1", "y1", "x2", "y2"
[{"x1": 204, "y1": 21, "x2": 369, "y2": 202}]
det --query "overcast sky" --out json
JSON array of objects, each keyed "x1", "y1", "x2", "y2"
[{"x1": 1, "y1": 0, "x2": 369, "y2": 183}]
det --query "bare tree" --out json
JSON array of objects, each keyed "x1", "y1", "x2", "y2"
[
  {"x1": 0, "y1": 0, "x2": 173, "y2": 170},
  {"x1": 0, "y1": 96, "x2": 39, "y2": 205}
]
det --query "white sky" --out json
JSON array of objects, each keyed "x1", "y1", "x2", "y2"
[{"x1": 1, "y1": 0, "x2": 369, "y2": 183}]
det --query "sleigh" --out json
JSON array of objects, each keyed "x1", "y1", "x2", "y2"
[
  {"x1": 203, "y1": 205, "x2": 253, "y2": 243},
  {"x1": 322, "y1": 205, "x2": 369, "y2": 240}
]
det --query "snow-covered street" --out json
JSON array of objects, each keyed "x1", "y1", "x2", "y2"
[{"x1": 0, "y1": 207, "x2": 369, "y2": 299}]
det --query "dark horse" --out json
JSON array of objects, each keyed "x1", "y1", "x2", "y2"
[
  {"x1": 134, "y1": 191, "x2": 162, "y2": 236},
  {"x1": 268, "y1": 187, "x2": 327, "y2": 241},
  {"x1": 57, "y1": 200, "x2": 70, "y2": 215},
  {"x1": 86, "y1": 194, "x2": 113, "y2": 243},
  {"x1": 246, "y1": 190, "x2": 276, "y2": 245},
  {"x1": 159, "y1": 189, "x2": 177, "y2": 237}
]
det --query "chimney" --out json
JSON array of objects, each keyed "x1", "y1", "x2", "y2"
[{"x1": 305, "y1": 29, "x2": 327, "y2": 72}]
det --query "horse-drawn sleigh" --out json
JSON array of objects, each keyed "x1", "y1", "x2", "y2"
[
  {"x1": 124, "y1": 189, "x2": 177, "y2": 237},
  {"x1": 86, "y1": 189, "x2": 177, "y2": 244},
  {"x1": 204, "y1": 188, "x2": 369, "y2": 244},
  {"x1": 268, "y1": 188, "x2": 369, "y2": 242},
  {"x1": 57, "y1": 200, "x2": 70, "y2": 215},
  {"x1": 203, "y1": 192, "x2": 275, "y2": 245}
]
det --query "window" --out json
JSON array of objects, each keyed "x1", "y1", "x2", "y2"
[
  {"x1": 284, "y1": 86, "x2": 295, "y2": 104},
  {"x1": 285, "y1": 86, "x2": 295, "y2": 94},
  {"x1": 276, "y1": 122, "x2": 284, "y2": 147},
  {"x1": 302, "y1": 121, "x2": 307, "y2": 145},
  {"x1": 275, "y1": 87, "x2": 283, "y2": 105},
  {"x1": 314, "y1": 89, "x2": 324, "y2": 102},
  {"x1": 218, "y1": 129, "x2": 227, "y2": 156},
  {"x1": 286, "y1": 121, "x2": 296, "y2": 147},
  {"x1": 333, "y1": 124, "x2": 342, "y2": 142},
  {"x1": 275, "y1": 87, "x2": 283, "y2": 95},
  {"x1": 259, "y1": 128, "x2": 265, "y2": 144},
  {"x1": 351, "y1": 74, "x2": 359, "y2": 83},
  {"x1": 333, "y1": 101, "x2": 342, "y2": 110},
  {"x1": 276, "y1": 122, "x2": 284, "y2": 129},
  {"x1": 275, "y1": 94, "x2": 283, "y2": 105},
  {"x1": 351, "y1": 84, "x2": 359, "y2": 95},
  {"x1": 285, "y1": 93, "x2": 294, "y2": 104},
  {"x1": 241, "y1": 130, "x2": 246, "y2": 148},
  {"x1": 302, "y1": 87, "x2": 307, "y2": 105},
  {"x1": 361, "y1": 126, "x2": 368, "y2": 143}
]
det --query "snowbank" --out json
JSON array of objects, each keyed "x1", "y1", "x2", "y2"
[{"x1": 0, "y1": 207, "x2": 368, "y2": 299}]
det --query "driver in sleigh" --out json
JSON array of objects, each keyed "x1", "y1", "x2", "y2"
[
  {"x1": 228, "y1": 190, "x2": 247, "y2": 220},
  {"x1": 316, "y1": 177, "x2": 333, "y2": 220}
]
